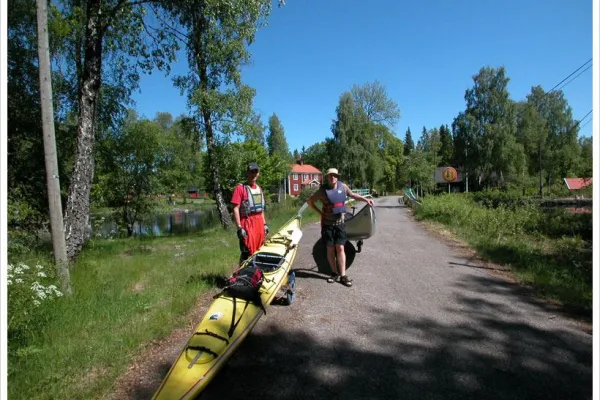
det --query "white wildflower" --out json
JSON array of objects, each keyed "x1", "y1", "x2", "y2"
[
  {"x1": 15, "y1": 278, "x2": 23, "y2": 284},
  {"x1": 32, "y1": 300, "x2": 41, "y2": 307},
  {"x1": 37, "y1": 272, "x2": 47, "y2": 278},
  {"x1": 7, "y1": 280, "x2": 12, "y2": 285},
  {"x1": 35, "y1": 264, "x2": 44, "y2": 270}
]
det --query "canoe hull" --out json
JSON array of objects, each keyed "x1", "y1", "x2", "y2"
[{"x1": 345, "y1": 204, "x2": 376, "y2": 241}]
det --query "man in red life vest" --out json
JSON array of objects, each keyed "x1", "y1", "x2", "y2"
[
  {"x1": 307, "y1": 168, "x2": 374, "y2": 287},
  {"x1": 231, "y1": 162, "x2": 269, "y2": 265}
]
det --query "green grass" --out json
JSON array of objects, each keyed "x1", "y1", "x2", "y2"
[
  {"x1": 413, "y1": 193, "x2": 592, "y2": 313},
  {"x1": 7, "y1": 200, "x2": 320, "y2": 400}
]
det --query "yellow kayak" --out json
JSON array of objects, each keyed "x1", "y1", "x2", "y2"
[{"x1": 152, "y1": 212, "x2": 304, "y2": 400}]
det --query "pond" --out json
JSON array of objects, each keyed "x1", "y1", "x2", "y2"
[{"x1": 91, "y1": 208, "x2": 221, "y2": 238}]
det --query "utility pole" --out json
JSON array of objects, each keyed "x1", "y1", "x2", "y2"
[{"x1": 36, "y1": 0, "x2": 72, "y2": 295}]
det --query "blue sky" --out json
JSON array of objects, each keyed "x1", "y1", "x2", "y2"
[{"x1": 131, "y1": 0, "x2": 593, "y2": 152}]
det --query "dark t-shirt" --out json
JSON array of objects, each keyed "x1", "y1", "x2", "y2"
[{"x1": 309, "y1": 182, "x2": 352, "y2": 226}]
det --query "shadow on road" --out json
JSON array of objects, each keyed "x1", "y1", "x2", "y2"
[{"x1": 194, "y1": 273, "x2": 591, "y2": 400}]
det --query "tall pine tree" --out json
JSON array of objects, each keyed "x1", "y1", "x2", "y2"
[
  {"x1": 404, "y1": 127, "x2": 414, "y2": 155},
  {"x1": 438, "y1": 124, "x2": 454, "y2": 166},
  {"x1": 266, "y1": 113, "x2": 290, "y2": 160}
]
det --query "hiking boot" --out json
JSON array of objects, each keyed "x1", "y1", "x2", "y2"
[{"x1": 327, "y1": 274, "x2": 341, "y2": 283}]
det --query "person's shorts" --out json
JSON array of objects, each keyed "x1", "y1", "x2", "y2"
[{"x1": 321, "y1": 224, "x2": 347, "y2": 246}]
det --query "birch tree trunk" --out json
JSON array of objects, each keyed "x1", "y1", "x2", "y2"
[{"x1": 64, "y1": 0, "x2": 103, "y2": 260}]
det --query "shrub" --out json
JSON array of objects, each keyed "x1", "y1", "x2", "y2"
[
  {"x1": 7, "y1": 262, "x2": 63, "y2": 345},
  {"x1": 297, "y1": 186, "x2": 319, "y2": 205}
]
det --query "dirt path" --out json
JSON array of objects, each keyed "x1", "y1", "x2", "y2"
[{"x1": 108, "y1": 196, "x2": 592, "y2": 400}]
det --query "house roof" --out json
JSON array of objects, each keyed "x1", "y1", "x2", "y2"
[
  {"x1": 564, "y1": 178, "x2": 593, "y2": 190},
  {"x1": 290, "y1": 164, "x2": 321, "y2": 174}
]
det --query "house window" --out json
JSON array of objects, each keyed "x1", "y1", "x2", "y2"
[
  {"x1": 313, "y1": 174, "x2": 317, "y2": 180},
  {"x1": 303, "y1": 174, "x2": 308, "y2": 181},
  {"x1": 293, "y1": 184, "x2": 298, "y2": 192},
  {"x1": 293, "y1": 173, "x2": 298, "y2": 180}
]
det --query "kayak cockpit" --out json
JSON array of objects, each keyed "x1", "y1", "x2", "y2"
[{"x1": 248, "y1": 252, "x2": 286, "y2": 273}]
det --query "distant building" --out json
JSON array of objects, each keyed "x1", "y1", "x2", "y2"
[
  {"x1": 187, "y1": 187, "x2": 200, "y2": 199},
  {"x1": 563, "y1": 178, "x2": 593, "y2": 191},
  {"x1": 187, "y1": 187, "x2": 209, "y2": 199},
  {"x1": 287, "y1": 158, "x2": 322, "y2": 196}
]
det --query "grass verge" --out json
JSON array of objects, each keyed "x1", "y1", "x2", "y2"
[
  {"x1": 8, "y1": 200, "x2": 319, "y2": 400},
  {"x1": 412, "y1": 193, "x2": 592, "y2": 314}
]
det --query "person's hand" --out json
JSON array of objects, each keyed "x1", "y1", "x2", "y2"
[
  {"x1": 264, "y1": 224, "x2": 270, "y2": 235},
  {"x1": 366, "y1": 198, "x2": 374, "y2": 207},
  {"x1": 237, "y1": 227, "x2": 247, "y2": 240}
]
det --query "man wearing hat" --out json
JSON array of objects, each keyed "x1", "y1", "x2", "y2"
[
  {"x1": 307, "y1": 167, "x2": 374, "y2": 287},
  {"x1": 231, "y1": 162, "x2": 269, "y2": 265}
]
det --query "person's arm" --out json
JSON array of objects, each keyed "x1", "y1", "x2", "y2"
[
  {"x1": 307, "y1": 193, "x2": 324, "y2": 217},
  {"x1": 233, "y1": 205, "x2": 242, "y2": 228},
  {"x1": 346, "y1": 185, "x2": 374, "y2": 206},
  {"x1": 230, "y1": 185, "x2": 243, "y2": 228}
]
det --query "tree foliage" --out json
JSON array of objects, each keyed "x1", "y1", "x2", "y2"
[
  {"x1": 266, "y1": 113, "x2": 291, "y2": 160},
  {"x1": 160, "y1": 0, "x2": 282, "y2": 229},
  {"x1": 97, "y1": 117, "x2": 164, "y2": 236}
]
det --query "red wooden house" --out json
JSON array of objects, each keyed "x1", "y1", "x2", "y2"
[{"x1": 287, "y1": 159, "x2": 322, "y2": 196}]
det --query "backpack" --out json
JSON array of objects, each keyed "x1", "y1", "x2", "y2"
[{"x1": 223, "y1": 264, "x2": 265, "y2": 303}]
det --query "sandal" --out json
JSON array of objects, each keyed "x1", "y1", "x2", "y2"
[
  {"x1": 340, "y1": 275, "x2": 353, "y2": 287},
  {"x1": 327, "y1": 274, "x2": 340, "y2": 283}
]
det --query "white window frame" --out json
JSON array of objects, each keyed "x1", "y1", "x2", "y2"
[
  {"x1": 303, "y1": 174, "x2": 308, "y2": 180},
  {"x1": 293, "y1": 184, "x2": 298, "y2": 191},
  {"x1": 293, "y1": 173, "x2": 298, "y2": 180}
]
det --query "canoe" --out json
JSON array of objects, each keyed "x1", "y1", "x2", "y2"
[
  {"x1": 152, "y1": 213, "x2": 304, "y2": 400},
  {"x1": 345, "y1": 203, "x2": 376, "y2": 241}
]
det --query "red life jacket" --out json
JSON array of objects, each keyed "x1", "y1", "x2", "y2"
[{"x1": 325, "y1": 181, "x2": 346, "y2": 214}]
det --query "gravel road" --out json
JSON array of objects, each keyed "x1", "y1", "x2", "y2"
[{"x1": 197, "y1": 196, "x2": 592, "y2": 400}]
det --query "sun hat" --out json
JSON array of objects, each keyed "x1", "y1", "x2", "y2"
[{"x1": 325, "y1": 168, "x2": 339, "y2": 177}]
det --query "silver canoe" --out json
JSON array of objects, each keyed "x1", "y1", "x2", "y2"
[{"x1": 345, "y1": 203, "x2": 376, "y2": 241}]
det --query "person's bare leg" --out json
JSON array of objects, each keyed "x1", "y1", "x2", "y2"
[
  {"x1": 327, "y1": 246, "x2": 337, "y2": 275},
  {"x1": 336, "y1": 244, "x2": 346, "y2": 276}
]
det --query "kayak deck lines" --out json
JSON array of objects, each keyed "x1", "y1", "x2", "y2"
[
  {"x1": 193, "y1": 330, "x2": 229, "y2": 344},
  {"x1": 152, "y1": 215, "x2": 304, "y2": 400}
]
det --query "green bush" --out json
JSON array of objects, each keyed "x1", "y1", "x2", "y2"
[
  {"x1": 413, "y1": 193, "x2": 592, "y2": 311},
  {"x1": 297, "y1": 186, "x2": 319, "y2": 205},
  {"x1": 471, "y1": 189, "x2": 535, "y2": 210},
  {"x1": 7, "y1": 262, "x2": 63, "y2": 346}
]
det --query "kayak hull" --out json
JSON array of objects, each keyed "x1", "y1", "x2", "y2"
[{"x1": 152, "y1": 217, "x2": 303, "y2": 399}]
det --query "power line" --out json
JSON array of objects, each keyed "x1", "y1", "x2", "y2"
[
  {"x1": 556, "y1": 63, "x2": 592, "y2": 92},
  {"x1": 578, "y1": 109, "x2": 592, "y2": 122},
  {"x1": 567, "y1": 109, "x2": 593, "y2": 134},
  {"x1": 578, "y1": 118, "x2": 592, "y2": 131},
  {"x1": 547, "y1": 58, "x2": 592, "y2": 93},
  {"x1": 516, "y1": 58, "x2": 592, "y2": 119}
]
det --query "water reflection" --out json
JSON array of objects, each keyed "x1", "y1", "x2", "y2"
[{"x1": 92, "y1": 208, "x2": 221, "y2": 238}]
